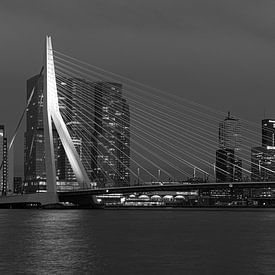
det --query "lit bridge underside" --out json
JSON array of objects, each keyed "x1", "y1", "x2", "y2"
[
  {"x1": 58, "y1": 181, "x2": 275, "y2": 204},
  {"x1": 0, "y1": 181, "x2": 273, "y2": 208}
]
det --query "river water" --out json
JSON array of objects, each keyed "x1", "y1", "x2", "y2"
[{"x1": 0, "y1": 209, "x2": 275, "y2": 274}]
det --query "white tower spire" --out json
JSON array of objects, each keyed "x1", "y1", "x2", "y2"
[{"x1": 43, "y1": 36, "x2": 90, "y2": 194}]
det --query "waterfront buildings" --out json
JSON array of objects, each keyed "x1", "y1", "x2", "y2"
[
  {"x1": 215, "y1": 149, "x2": 234, "y2": 182},
  {"x1": 251, "y1": 147, "x2": 275, "y2": 181},
  {"x1": 0, "y1": 125, "x2": 8, "y2": 195},
  {"x1": 216, "y1": 112, "x2": 242, "y2": 182},
  {"x1": 57, "y1": 80, "x2": 130, "y2": 187},
  {"x1": 25, "y1": 74, "x2": 130, "y2": 190},
  {"x1": 13, "y1": 176, "x2": 23, "y2": 193},
  {"x1": 262, "y1": 119, "x2": 275, "y2": 148},
  {"x1": 24, "y1": 74, "x2": 59, "y2": 191},
  {"x1": 93, "y1": 82, "x2": 130, "y2": 187},
  {"x1": 218, "y1": 112, "x2": 241, "y2": 151},
  {"x1": 56, "y1": 78, "x2": 95, "y2": 183},
  {"x1": 251, "y1": 119, "x2": 275, "y2": 181}
]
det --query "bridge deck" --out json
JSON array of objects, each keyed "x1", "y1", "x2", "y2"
[
  {"x1": 58, "y1": 181, "x2": 275, "y2": 198},
  {"x1": 1, "y1": 181, "x2": 274, "y2": 207}
]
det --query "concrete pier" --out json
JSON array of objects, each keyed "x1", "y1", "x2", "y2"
[{"x1": 0, "y1": 192, "x2": 59, "y2": 208}]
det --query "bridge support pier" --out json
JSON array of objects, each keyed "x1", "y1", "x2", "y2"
[{"x1": 58, "y1": 195, "x2": 100, "y2": 208}]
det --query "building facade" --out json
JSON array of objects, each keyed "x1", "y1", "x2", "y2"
[
  {"x1": 251, "y1": 146, "x2": 275, "y2": 181},
  {"x1": 251, "y1": 119, "x2": 275, "y2": 181},
  {"x1": 216, "y1": 112, "x2": 242, "y2": 182},
  {"x1": 25, "y1": 75, "x2": 131, "y2": 190},
  {"x1": 262, "y1": 119, "x2": 275, "y2": 148},
  {"x1": 13, "y1": 176, "x2": 23, "y2": 194},
  {"x1": 56, "y1": 78, "x2": 95, "y2": 184},
  {"x1": 93, "y1": 82, "x2": 130, "y2": 187},
  {"x1": 0, "y1": 125, "x2": 8, "y2": 195},
  {"x1": 24, "y1": 74, "x2": 59, "y2": 192},
  {"x1": 218, "y1": 112, "x2": 241, "y2": 152}
]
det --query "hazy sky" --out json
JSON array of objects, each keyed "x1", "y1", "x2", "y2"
[{"x1": 0, "y1": 0, "x2": 274, "y2": 175}]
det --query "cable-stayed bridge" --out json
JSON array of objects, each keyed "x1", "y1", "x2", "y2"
[{"x1": 1, "y1": 36, "x2": 275, "y2": 208}]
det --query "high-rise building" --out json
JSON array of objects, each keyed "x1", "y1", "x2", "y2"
[
  {"x1": 262, "y1": 119, "x2": 275, "y2": 148},
  {"x1": 216, "y1": 112, "x2": 242, "y2": 182},
  {"x1": 216, "y1": 149, "x2": 234, "y2": 182},
  {"x1": 216, "y1": 149, "x2": 242, "y2": 182},
  {"x1": 56, "y1": 78, "x2": 95, "y2": 183},
  {"x1": 25, "y1": 75, "x2": 130, "y2": 190},
  {"x1": 0, "y1": 125, "x2": 8, "y2": 195},
  {"x1": 218, "y1": 112, "x2": 241, "y2": 151},
  {"x1": 251, "y1": 119, "x2": 275, "y2": 181},
  {"x1": 8, "y1": 143, "x2": 14, "y2": 194},
  {"x1": 57, "y1": 80, "x2": 130, "y2": 187},
  {"x1": 93, "y1": 82, "x2": 130, "y2": 187},
  {"x1": 251, "y1": 147, "x2": 275, "y2": 181},
  {"x1": 13, "y1": 176, "x2": 23, "y2": 194},
  {"x1": 24, "y1": 74, "x2": 59, "y2": 192}
]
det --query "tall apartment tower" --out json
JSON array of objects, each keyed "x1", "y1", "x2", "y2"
[
  {"x1": 216, "y1": 112, "x2": 242, "y2": 182},
  {"x1": 262, "y1": 119, "x2": 275, "y2": 148},
  {"x1": 24, "y1": 74, "x2": 59, "y2": 192},
  {"x1": 56, "y1": 78, "x2": 95, "y2": 183},
  {"x1": 56, "y1": 80, "x2": 130, "y2": 187},
  {"x1": 0, "y1": 125, "x2": 8, "y2": 195},
  {"x1": 25, "y1": 75, "x2": 130, "y2": 189},
  {"x1": 218, "y1": 112, "x2": 241, "y2": 151},
  {"x1": 251, "y1": 119, "x2": 275, "y2": 181},
  {"x1": 93, "y1": 82, "x2": 130, "y2": 187}
]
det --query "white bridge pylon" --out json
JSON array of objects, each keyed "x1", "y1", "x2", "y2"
[{"x1": 43, "y1": 35, "x2": 90, "y2": 194}]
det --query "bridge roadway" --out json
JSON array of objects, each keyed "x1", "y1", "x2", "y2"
[
  {"x1": 58, "y1": 181, "x2": 275, "y2": 203},
  {"x1": 1, "y1": 181, "x2": 274, "y2": 208}
]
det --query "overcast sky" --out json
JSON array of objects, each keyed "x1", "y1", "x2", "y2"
[{"x1": 0, "y1": 0, "x2": 274, "y2": 175}]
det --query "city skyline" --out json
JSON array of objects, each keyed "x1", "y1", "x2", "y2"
[
  {"x1": 24, "y1": 70, "x2": 130, "y2": 190},
  {"x1": 0, "y1": 1, "x2": 274, "y2": 176},
  {"x1": 3, "y1": 34, "x2": 272, "y2": 192},
  {"x1": 1, "y1": 50, "x2": 275, "y2": 181},
  {"x1": 1, "y1": 3, "x2": 275, "y2": 275}
]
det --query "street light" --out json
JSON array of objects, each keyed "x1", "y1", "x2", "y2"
[
  {"x1": 158, "y1": 169, "x2": 161, "y2": 182},
  {"x1": 137, "y1": 167, "x2": 140, "y2": 186}
]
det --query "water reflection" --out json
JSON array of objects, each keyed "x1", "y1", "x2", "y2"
[
  {"x1": 0, "y1": 209, "x2": 275, "y2": 274},
  {"x1": 0, "y1": 210, "x2": 102, "y2": 274},
  {"x1": 253, "y1": 212, "x2": 275, "y2": 275}
]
